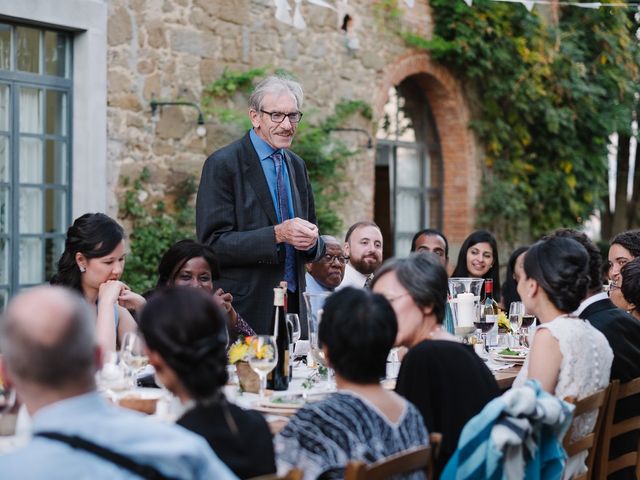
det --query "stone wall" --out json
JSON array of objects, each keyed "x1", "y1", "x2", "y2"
[{"x1": 106, "y1": 0, "x2": 478, "y2": 246}]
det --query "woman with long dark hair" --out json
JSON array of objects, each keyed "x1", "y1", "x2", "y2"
[
  {"x1": 155, "y1": 239, "x2": 254, "y2": 338},
  {"x1": 50, "y1": 213, "x2": 141, "y2": 352},
  {"x1": 513, "y1": 237, "x2": 613, "y2": 479},
  {"x1": 451, "y1": 230, "x2": 501, "y2": 301},
  {"x1": 139, "y1": 287, "x2": 275, "y2": 479}
]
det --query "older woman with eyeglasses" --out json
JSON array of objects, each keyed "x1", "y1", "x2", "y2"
[{"x1": 372, "y1": 253, "x2": 499, "y2": 476}]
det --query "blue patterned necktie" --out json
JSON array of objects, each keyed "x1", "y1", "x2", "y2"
[{"x1": 273, "y1": 151, "x2": 297, "y2": 292}]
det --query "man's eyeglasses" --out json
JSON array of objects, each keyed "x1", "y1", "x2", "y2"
[
  {"x1": 260, "y1": 110, "x2": 303, "y2": 124},
  {"x1": 321, "y1": 254, "x2": 349, "y2": 265}
]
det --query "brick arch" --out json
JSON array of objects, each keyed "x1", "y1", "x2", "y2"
[{"x1": 374, "y1": 53, "x2": 478, "y2": 245}]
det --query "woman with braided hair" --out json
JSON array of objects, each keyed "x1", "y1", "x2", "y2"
[
  {"x1": 138, "y1": 287, "x2": 276, "y2": 479},
  {"x1": 512, "y1": 237, "x2": 613, "y2": 479}
]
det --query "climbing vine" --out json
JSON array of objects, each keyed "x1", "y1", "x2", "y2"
[
  {"x1": 119, "y1": 168, "x2": 196, "y2": 293},
  {"x1": 378, "y1": 0, "x2": 638, "y2": 240}
]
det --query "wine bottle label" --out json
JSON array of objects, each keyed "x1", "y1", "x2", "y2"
[
  {"x1": 273, "y1": 287, "x2": 285, "y2": 307},
  {"x1": 485, "y1": 314, "x2": 499, "y2": 323}
]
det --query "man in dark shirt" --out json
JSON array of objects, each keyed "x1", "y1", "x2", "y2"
[{"x1": 551, "y1": 229, "x2": 640, "y2": 480}]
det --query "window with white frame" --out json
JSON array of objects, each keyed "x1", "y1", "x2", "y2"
[{"x1": 0, "y1": 22, "x2": 72, "y2": 307}]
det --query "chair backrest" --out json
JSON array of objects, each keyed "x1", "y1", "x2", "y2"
[
  {"x1": 427, "y1": 432, "x2": 442, "y2": 479},
  {"x1": 594, "y1": 377, "x2": 640, "y2": 479},
  {"x1": 562, "y1": 384, "x2": 611, "y2": 480},
  {"x1": 247, "y1": 469, "x2": 303, "y2": 480},
  {"x1": 344, "y1": 445, "x2": 432, "y2": 480}
]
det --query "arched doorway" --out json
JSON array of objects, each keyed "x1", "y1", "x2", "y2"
[{"x1": 375, "y1": 76, "x2": 443, "y2": 259}]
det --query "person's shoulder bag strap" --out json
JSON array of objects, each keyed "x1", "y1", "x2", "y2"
[{"x1": 35, "y1": 431, "x2": 175, "y2": 480}]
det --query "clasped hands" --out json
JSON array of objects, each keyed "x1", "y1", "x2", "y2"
[
  {"x1": 98, "y1": 280, "x2": 146, "y2": 312},
  {"x1": 274, "y1": 217, "x2": 319, "y2": 250}
]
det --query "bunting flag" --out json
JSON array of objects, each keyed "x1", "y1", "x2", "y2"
[
  {"x1": 271, "y1": 0, "x2": 640, "y2": 30},
  {"x1": 274, "y1": 0, "x2": 293, "y2": 25},
  {"x1": 293, "y1": 0, "x2": 307, "y2": 29}
]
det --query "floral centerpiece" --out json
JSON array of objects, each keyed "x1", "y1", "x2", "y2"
[
  {"x1": 228, "y1": 337, "x2": 260, "y2": 393},
  {"x1": 497, "y1": 311, "x2": 511, "y2": 334}
]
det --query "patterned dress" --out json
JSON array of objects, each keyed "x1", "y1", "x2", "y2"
[{"x1": 275, "y1": 391, "x2": 429, "y2": 480}]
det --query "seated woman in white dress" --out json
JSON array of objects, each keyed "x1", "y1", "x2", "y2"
[
  {"x1": 513, "y1": 236, "x2": 613, "y2": 479},
  {"x1": 275, "y1": 287, "x2": 428, "y2": 480}
]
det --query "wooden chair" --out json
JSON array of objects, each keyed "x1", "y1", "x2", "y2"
[
  {"x1": 563, "y1": 384, "x2": 611, "y2": 480},
  {"x1": 344, "y1": 444, "x2": 434, "y2": 480},
  {"x1": 247, "y1": 469, "x2": 303, "y2": 480},
  {"x1": 593, "y1": 377, "x2": 640, "y2": 479}
]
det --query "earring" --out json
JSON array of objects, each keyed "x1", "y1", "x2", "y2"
[{"x1": 79, "y1": 265, "x2": 86, "y2": 273}]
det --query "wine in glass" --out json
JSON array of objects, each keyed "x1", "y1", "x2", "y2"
[
  {"x1": 520, "y1": 314, "x2": 536, "y2": 347},
  {"x1": 508, "y1": 301, "x2": 525, "y2": 344},
  {"x1": 120, "y1": 332, "x2": 149, "y2": 383},
  {"x1": 247, "y1": 335, "x2": 277, "y2": 400},
  {"x1": 474, "y1": 316, "x2": 496, "y2": 354}
]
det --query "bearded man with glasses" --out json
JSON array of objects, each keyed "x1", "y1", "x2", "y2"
[{"x1": 196, "y1": 75, "x2": 324, "y2": 336}]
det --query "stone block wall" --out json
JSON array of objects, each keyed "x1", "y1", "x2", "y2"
[{"x1": 106, "y1": 0, "x2": 479, "y2": 248}]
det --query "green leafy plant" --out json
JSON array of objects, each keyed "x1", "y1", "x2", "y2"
[
  {"x1": 377, "y1": 0, "x2": 638, "y2": 241},
  {"x1": 119, "y1": 167, "x2": 197, "y2": 293}
]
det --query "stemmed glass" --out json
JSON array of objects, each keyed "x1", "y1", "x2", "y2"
[
  {"x1": 286, "y1": 313, "x2": 301, "y2": 344},
  {"x1": 0, "y1": 357, "x2": 15, "y2": 415},
  {"x1": 247, "y1": 335, "x2": 277, "y2": 400},
  {"x1": 120, "y1": 332, "x2": 149, "y2": 384},
  {"x1": 508, "y1": 302, "x2": 525, "y2": 346}
]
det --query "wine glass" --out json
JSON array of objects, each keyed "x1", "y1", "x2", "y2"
[
  {"x1": 286, "y1": 313, "x2": 301, "y2": 344},
  {"x1": 520, "y1": 314, "x2": 536, "y2": 347},
  {"x1": 120, "y1": 332, "x2": 149, "y2": 382},
  {"x1": 474, "y1": 314, "x2": 496, "y2": 355},
  {"x1": 508, "y1": 301, "x2": 525, "y2": 345},
  {"x1": 247, "y1": 335, "x2": 277, "y2": 400},
  {"x1": 0, "y1": 357, "x2": 15, "y2": 415}
]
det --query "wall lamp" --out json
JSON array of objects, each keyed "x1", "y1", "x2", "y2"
[
  {"x1": 150, "y1": 99, "x2": 207, "y2": 137},
  {"x1": 326, "y1": 127, "x2": 373, "y2": 149}
]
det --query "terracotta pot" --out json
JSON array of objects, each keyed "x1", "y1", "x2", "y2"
[{"x1": 235, "y1": 361, "x2": 260, "y2": 393}]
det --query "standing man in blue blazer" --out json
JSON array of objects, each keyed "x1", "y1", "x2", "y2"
[{"x1": 196, "y1": 75, "x2": 323, "y2": 335}]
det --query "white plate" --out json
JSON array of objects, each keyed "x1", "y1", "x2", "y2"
[{"x1": 494, "y1": 354, "x2": 526, "y2": 364}]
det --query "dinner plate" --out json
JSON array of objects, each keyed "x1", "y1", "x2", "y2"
[
  {"x1": 494, "y1": 354, "x2": 526, "y2": 364},
  {"x1": 252, "y1": 403, "x2": 300, "y2": 417}
]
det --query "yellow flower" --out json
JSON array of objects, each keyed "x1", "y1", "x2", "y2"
[
  {"x1": 255, "y1": 344, "x2": 273, "y2": 360},
  {"x1": 228, "y1": 340, "x2": 249, "y2": 364},
  {"x1": 497, "y1": 311, "x2": 511, "y2": 332}
]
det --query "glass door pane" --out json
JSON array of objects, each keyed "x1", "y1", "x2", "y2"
[
  {"x1": 19, "y1": 237, "x2": 42, "y2": 283},
  {"x1": 44, "y1": 31, "x2": 67, "y2": 77},
  {"x1": 396, "y1": 147, "x2": 421, "y2": 188},
  {"x1": 19, "y1": 187, "x2": 42, "y2": 233},
  {"x1": 0, "y1": 24, "x2": 11, "y2": 71},
  {"x1": 0, "y1": 84, "x2": 9, "y2": 131},
  {"x1": 16, "y1": 26, "x2": 40, "y2": 74}
]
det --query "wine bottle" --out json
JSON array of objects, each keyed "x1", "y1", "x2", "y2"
[
  {"x1": 480, "y1": 279, "x2": 499, "y2": 345},
  {"x1": 279, "y1": 280, "x2": 293, "y2": 381},
  {"x1": 279, "y1": 281, "x2": 289, "y2": 313},
  {"x1": 267, "y1": 286, "x2": 290, "y2": 391}
]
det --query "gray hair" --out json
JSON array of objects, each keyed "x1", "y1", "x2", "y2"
[
  {"x1": 248, "y1": 75, "x2": 304, "y2": 111},
  {"x1": 0, "y1": 287, "x2": 97, "y2": 388},
  {"x1": 371, "y1": 253, "x2": 448, "y2": 324}
]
